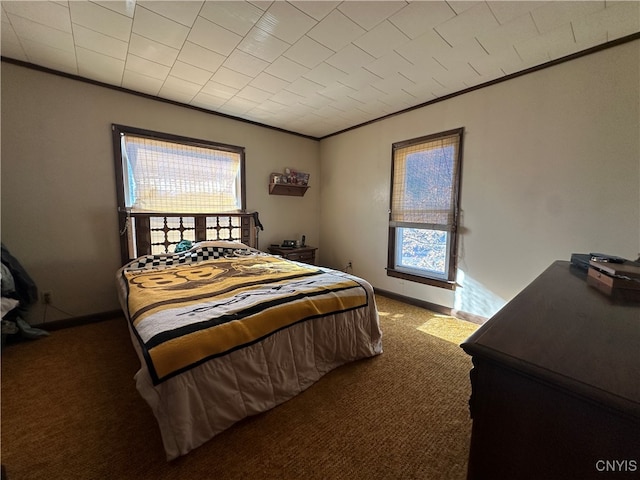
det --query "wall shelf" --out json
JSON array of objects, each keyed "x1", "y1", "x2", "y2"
[{"x1": 269, "y1": 183, "x2": 309, "y2": 196}]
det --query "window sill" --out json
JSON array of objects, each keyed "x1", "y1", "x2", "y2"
[{"x1": 386, "y1": 268, "x2": 456, "y2": 290}]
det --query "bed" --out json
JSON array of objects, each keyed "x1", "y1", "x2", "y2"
[{"x1": 116, "y1": 235, "x2": 383, "y2": 460}]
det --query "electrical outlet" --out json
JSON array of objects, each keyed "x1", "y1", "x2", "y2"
[{"x1": 43, "y1": 291, "x2": 53, "y2": 305}]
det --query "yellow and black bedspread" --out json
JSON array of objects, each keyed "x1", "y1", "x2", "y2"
[{"x1": 123, "y1": 255, "x2": 369, "y2": 385}]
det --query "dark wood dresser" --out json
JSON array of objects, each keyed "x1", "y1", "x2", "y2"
[
  {"x1": 267, "y1": 246, "x2": 317, "y2": 265},
  {"x1": 461, "y1": 261, "x2": 640, "y2": 480}
]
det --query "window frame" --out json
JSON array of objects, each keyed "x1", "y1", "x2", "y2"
[
  {"x1": 112, "y1": 124, "x2": 246, "y2": 214},
  {"x1": 387, "y1": 127, "x2": 464, "y2": 290}
]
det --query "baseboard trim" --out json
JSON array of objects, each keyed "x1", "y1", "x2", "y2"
[
  {"x1": 373, "y1": 288, "x2": 452, "y2": 316},
  {"x1": 34, "y1": 310, "x2": 124, "y2": 331}
]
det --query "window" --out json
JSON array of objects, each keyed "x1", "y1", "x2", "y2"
[
  {"x1": 112, "y1": 124, "x2": 245, "y2": 214},
  {"x1": 387, "y1": 128, "x2": 464, "y2": 289},
  {"x1": 112, "y1": 124, "x2": 246, "y2": 259}
]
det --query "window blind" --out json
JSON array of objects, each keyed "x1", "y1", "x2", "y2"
[
  {"x1": 121, "y1": 135, "x2": 242, "y2": 213},
  {"x1": 390, "y1": 133, "x2": 460, "y2": 229}
]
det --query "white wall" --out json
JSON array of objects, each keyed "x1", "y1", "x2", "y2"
[
  {"x1": 1, "y1": 62, "x2": 320, "y2": 324},
  {"x1": 319, "y1": 40, "x2": 640, "y2": 319}
]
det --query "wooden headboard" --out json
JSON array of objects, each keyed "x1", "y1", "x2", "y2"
[{"x1": 118, "y1": 211, "x2": 263, "y2": 264}]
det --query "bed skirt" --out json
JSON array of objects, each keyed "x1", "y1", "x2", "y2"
[{"x1": 129, "y1": 302, "x2": 382, "y2": 460}]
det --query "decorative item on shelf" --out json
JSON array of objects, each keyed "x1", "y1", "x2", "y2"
[
  {"x1": 269, "y1": 168, "x2": 310, "y2": 196},
  {"x1": 284, "y1": 167, "x2": 310, "y2": 186},
  {"x1": 270, "y1": 172, "x2": 286, "y2": 184}
]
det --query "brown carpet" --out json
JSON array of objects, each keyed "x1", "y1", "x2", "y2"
[{"x1": 1, "y1": 295, "x2": 476, "y2": 480}]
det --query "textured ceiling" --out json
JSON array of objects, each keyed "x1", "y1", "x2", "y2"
[{"x1": 2, "y1": 1, "x2": 639, "y2": 139}]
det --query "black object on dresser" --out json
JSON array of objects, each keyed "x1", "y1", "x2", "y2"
[{"x1": 461, "y1": 261, "x2": 640, "y2": 480}]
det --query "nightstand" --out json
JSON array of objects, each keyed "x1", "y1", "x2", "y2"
[{"x1": 268, "y1": 246, "x2": 317, "y2": 265}]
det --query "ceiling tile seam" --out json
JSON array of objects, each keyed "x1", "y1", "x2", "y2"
[
  {"x1": 71, "y1": 1, "x2": 133, "y2": 37},
  {"x1": 266, "y1": 93, "x2": 305, "y2": 108},
  {"x1": 132, "y1": 5, "x2": 190, "y2": 51},
  {"x1": 524, "y1": 10, "x2": 540, "y2": 38},
  {"x1": 264, "y1": 56, "x2": 313, "y2": 83},
  {"x1": 285, "y1": 34, "x2": 338, "y2": 64},
  {"x1": 173, "y1": 44, "x2": 221, "y2": 71},
  {"x1": 466, "y1": 62, "x2": 482, "y2": 77},
  {"x1": 386, "y1": 3, "x2": 448, "y2": 37},
  {"x1": 303, "y1": 13, "x2": 417, "y2": 67},
  {"x1": 2, "y1": 13, "x2": 43, "y2": 63},
  {"x1": 334, "y1": 67, "x2": 384, "y2": 91},
  {"x1": 62, "y1": 4, "x2": 135, "y2": 86},
  {"x1": 337, "y1": 1, "x2": 406, "y2": 31},
  {"x1": 93, "y1": 1, "x2": 135, "y2": 19},
  {"x1": 284, "y1": 77, "x2": 326, "y2": 95},
  {"x1": 120, "y1": 2, "x2": 137, "y2": 88},
  {"x1": 397, "y1": 71, "x2": 417, "y2": 86},
  {"x1": 359, "y1": 58, "x2": 410, "y2": 85},
  {"x1": 368, "y1": 81, "x2": 396, "y2": 97},
  {"x1": 202, "y1": 5, "x2": 269, "y2": 40},
  {"x1": 432, "y1": 57, "x2": 449, "y2": 73},
  {"x1": 398, "y1": 88, "x2": 418, "y2": 103},
  {"x1": 323, "y1": 47, "x2": 374, "y2": 77},
  {"x1": 529, "y1": 10, "x2": 542, "y2": 37},
  {"x1": 69, "y1": 26, "x2": 129, "y2": 65},
  {"x1": 475, "y1": 38, "x2": 490, "y2": 56},
  {"x1": 172, "y1": 61, "x2": 214, "y2": 84},
  {"x1": 433, "y1": 24, "x2": 454, "y2": 49},
  {"x1": 186, "y1": 15, "x2": 242, "y2": 56},
  {"x1": 391, "y1": 47, "x2": 419, "y2": 72},
  {"x1": 511, "y1": 44, "x2": 524, "y2": 64},
  {"x1": 219, "y1": 56, "x2": 267, "y2": 82},
  {"x1": 136, "y1": 1, "x2": 206, "y2": 29},
  {"x1": 191, "y1": 19, "x2": 298, "y2": 81},
  {"x1": 260, "y1": 4, "x2": 318, "y2": 44},
  {"x1": 315, "y1": 88, "x2": 356, "y2": 105},
  {"x1": 19, "y1": 30, "x2": 80, "y2": 72},
  {"x1": 286, "y1": 0, "x2": 337, "y2": 23},
  {"x1": 341, "y1": 94, "x2": 368, "y2": 108},
  {"x1": 236, "y1": 26, "x2": 290, "y2": 62},
  {"x1": 303, "y1": 15, "x2": 359, "y2": 54},
  {"x1": 4, "y1": 5, "x2": 72, "y2": 35},
  {"x1": 2, "y1": 12, "x2": 60, "y2": 56},
  {"x1": 484, "y1": 1, "x2": 501, "y2": 26},
  {"x1": 223, "y1": 31, "x2": 326, "y2": 79},
  {"x1": 67, "y1": 11, "x2": 82, "y2": 81},
  {"x1": 128, "y1": 4, "x2": 220, "y2": 94},
  {"x1": 164, "y1": 73, "x2": 203, "y2": 90},
  {"x1": 432, "y1": 77, "x2": 447, "y2": 89},
  {"x1": 124, "y1": 51, "x2": 176, "y2": 78}
]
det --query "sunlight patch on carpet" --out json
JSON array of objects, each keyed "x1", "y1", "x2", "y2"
[
  {"x1": 417, "y1": 316, "x2": 479, "y2": 344},
  {"x1": 377, "y1": 309, "x2": 405, "y2": 319}
]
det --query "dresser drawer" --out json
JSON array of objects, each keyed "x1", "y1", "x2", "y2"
[
  {"x1": 287, "y1": 251, "x2": 315, "y2": 263},
  {"x1": 268, "y1": 246, "x2": 317, "y2": 265}
]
